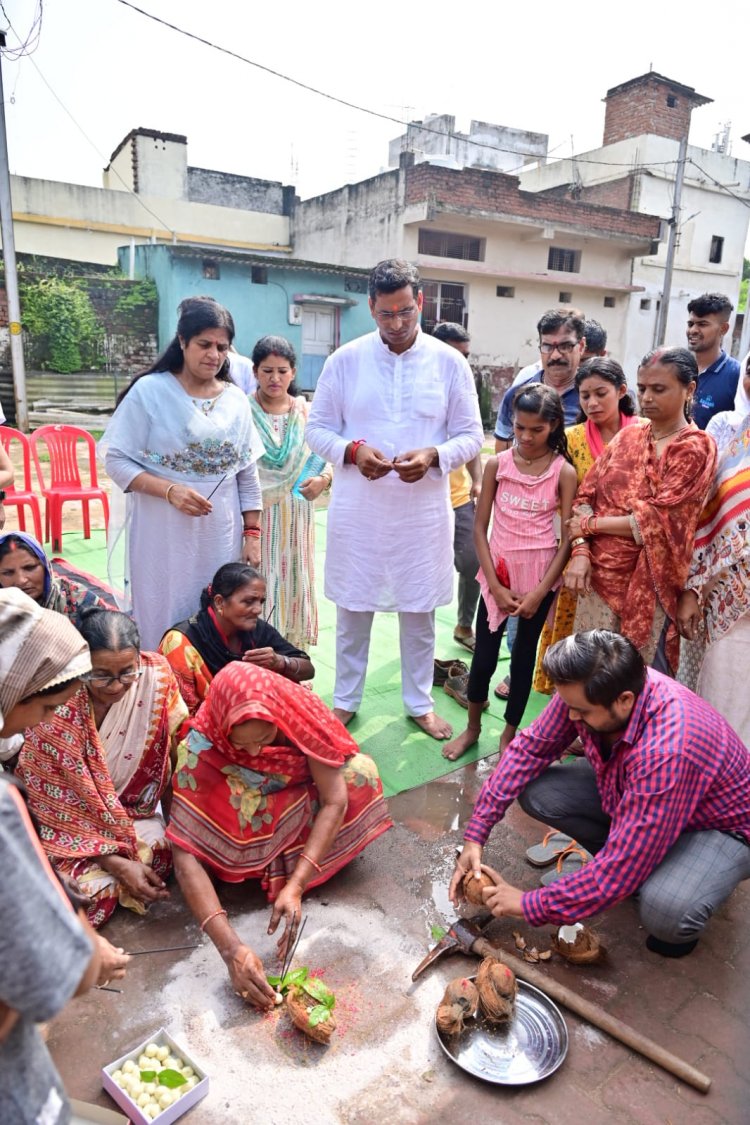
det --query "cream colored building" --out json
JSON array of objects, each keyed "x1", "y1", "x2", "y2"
[
  {"x1": 518, "y1": 73, "x2": 750, "y2": 375},
  {"x1": 4, "y1": 128, "x2": 294, "y2": 266}
]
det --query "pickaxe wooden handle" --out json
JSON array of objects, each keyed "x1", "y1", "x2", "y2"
[{"x1": 472, "y1": 936, "x2": 711, "y2": 1094}]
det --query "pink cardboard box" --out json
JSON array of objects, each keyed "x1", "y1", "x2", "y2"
[{"x1": 101, "y1": 1027, "x2": 208, "y2": 1125}]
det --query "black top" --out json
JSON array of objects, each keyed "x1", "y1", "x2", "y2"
[{"x1": 169, "y1": 608, "x2": 309, "y2": 677}]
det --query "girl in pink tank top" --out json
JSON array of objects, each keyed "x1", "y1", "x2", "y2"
[{"x1": 443, "y1": 384, "x2": 578, "y2": 762}]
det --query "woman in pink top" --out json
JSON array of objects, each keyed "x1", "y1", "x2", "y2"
[{"x1": 444, "y1": 384, "x2": 578, "y2": 760}]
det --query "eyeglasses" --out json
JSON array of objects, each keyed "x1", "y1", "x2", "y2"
[
  {"x1": 373, "y1": 306, "x2": 420, "y2": 324},
  {"x1": 539, "y1": 341, "x2": 579, "y2": 355},
  {"x1": 80, "y1": 668, "x2": 144, "y2": 688}
]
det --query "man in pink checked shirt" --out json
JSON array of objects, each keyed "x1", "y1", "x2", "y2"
[{"x1": 449, "y1": 629, "x2": 750, "y2": 958}]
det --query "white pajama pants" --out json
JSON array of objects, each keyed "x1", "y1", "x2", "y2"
[{"x1": 334, "y1": 607, "x2": 436, "y2": 716}]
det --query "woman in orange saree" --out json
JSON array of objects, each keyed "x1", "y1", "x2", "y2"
[
  {"x1": 167, "y1": 662, "x2": 392, "y2": 1009},
  {"x1": 565, "y1": 348, "x2": 717, "y2": 674},
  {"x1": 17, "y1": 609, "x2": 187, "y2": 928}
]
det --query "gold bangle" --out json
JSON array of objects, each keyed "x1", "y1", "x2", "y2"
[
  {"x1": 571, "y1": 537, "x2": 586, "y2": 548},
  {"x1": 165, "y1": 484, "x2": 176, "y2": 505}
]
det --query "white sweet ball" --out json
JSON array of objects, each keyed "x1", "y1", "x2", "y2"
[
  {"x1": 184, "y1": 1076, "x2": 198, "y2": 1089},
  {"x1": 122, "y1": 1060, "x2": 137, "y2": 1074},
  {"x1": 112, "y1": 1069, "x2": 123, "y2": 1082},
  {"x1": 145, "y1": 1043, "x2": 159, "y2": 1058},
  {"x1": 156, "y1": 1046, "x2": 169, "y2": 1061},
  {"x1": 172, "y1": 1057, "x2": 184, "y2": 1070},
  {"x1": 144, "y1": 1106, "x2": 160, "y2": 1121},
  {"x1": 181, "y1": 1066, "x2": 194, "y2": 1078},
  {"x1": 137, "y1": 1093, "x2": 151, "y2": 1108},
  {"x1": 158, "y1": 1090, "x2": 174, "y2": 1109},
  {"x1": 138, "y1": 1054, "x2": 150, "y2": 1068},
  {"x1": 144, "y1": 1081, "x2": 158, "y2": 1094}
]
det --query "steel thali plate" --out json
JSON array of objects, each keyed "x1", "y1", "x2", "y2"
[{"x1": 436, "y1": 979, "x2": 568, "y2": 1085}]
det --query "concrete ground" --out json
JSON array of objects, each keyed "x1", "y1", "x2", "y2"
[{"x1": 50, "y1": 756, "x2": 749, "y2": 1124}]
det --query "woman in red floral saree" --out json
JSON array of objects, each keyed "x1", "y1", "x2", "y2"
[
  {"x1": 565, "y1": 348, "x2": 717, "y2": 673},
  {"x1": 17, "y1": 609, "x2": 187, "y2": 928},
  {"x1": 167, "y1": 662, "x2": 392, "y2": 1009}
]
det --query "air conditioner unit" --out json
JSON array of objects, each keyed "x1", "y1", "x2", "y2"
[{"x1": 288, "y1": 304, "x2": 303, "y2": 325}]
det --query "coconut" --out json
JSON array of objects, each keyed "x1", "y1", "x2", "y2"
[
  {"x1": 435, "y1": 977, "x2": 479, "y2": 1036},
  {"x1": 551, "y1": 923, "x2": 605, "y2": 964},
  {"x1": 462, "y1": 870, "x2": 495, "y2": 905},
  {"x1": 475, "y1": 957, "x2": 517, "y2": 1023},
  {"x1": 286, "y1": 985, "x2": 337, "y2": 1044}
]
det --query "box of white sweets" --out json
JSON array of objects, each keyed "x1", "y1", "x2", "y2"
[{"x1": 101, "y1": 1027, "x2": 209, "y2": 1125}]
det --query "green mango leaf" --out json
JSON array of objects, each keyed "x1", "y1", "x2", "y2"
[
  {"x1": 158, "y1": 1069, "x2": 188, "y2": 1088},
  {"x1": 282, "y1": 966, "x2": 309, "y2": 989},
  {"x1": 266, "y1": 974, "x2": 282, "y2": 988},
  {"x1": 308, "y1": 1004, "x2": 332, "y2": 1027},
  {"x1": 139, "y1": 1070, "x2": 157, "y2": 1082},
  {"x1": 430, "y1": 924, "x2": 447, "y2": 942},
  {"x1": 302, "y1": 976, "x2": 335, "y2": 1007}
]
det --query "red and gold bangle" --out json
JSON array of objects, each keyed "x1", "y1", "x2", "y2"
[
  {"x1": 347, "y1": 439, "x2": 367, "y2": 465},
  {"x1": 200, "y1": 907, "x2": 227, "y2": 932},
  {"x1": 243, "y1": 527, "x2": 261, "y2": 538},
  {"x1": 299, "y1": 852, "x2": 323, "y2": 873}
]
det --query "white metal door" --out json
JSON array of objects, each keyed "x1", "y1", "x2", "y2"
[{"x1": 300, "y1": 307, "x2": 335, "y2": 390}]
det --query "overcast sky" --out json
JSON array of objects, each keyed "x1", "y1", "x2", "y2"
[{"x1": 2, "y1": 0, "x2": 749, "y2": 220}]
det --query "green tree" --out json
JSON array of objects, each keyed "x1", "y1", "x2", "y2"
[{"x1": 21, "y1": 276, "x2": 103, "y2": 372}]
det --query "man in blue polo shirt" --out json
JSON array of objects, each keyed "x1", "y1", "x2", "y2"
[
  {"x1": 494, "y1": 308, "x2": 585, "y2": 451},
  {"x1": 687, "y1": 292, "x2": 741, "y2": 430}
]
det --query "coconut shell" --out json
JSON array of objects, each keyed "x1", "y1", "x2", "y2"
[
  {"x1": 475, "y1": 957, "x2": 517, "y2": 1023},
  {"x1": 551, "y1": 924, "x2": 605, "y2": 965},
  {"x1": 286, "y1": 985, "x2": 337, "y2": 1044},
  {"x1": 435, "y1": 977, "x2": 479, "y2": 1036},
  {"x1": 462, "y1": 870, "x2": 495, "y2": 905}
]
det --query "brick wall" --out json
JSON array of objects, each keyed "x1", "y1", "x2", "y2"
[
  {"x1": 539, "y1": 175, "x2": 637, "y2": 211},
  {"x1": 403, "y1": 164, "x2": 660, "y2": 240},
  {"x1": 0, "y1": 265, "x2": 158, "y2": 375},
  {"x1": 603, "y1": 76, "x2": 693, "y2": 145}
]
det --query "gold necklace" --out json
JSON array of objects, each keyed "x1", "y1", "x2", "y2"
[
  {"x1": 515, "y1": 447, "x2": 553, "y2": 466},
  {"x1": 651, "y1": 422, "x2": 687, "y2": 441}
]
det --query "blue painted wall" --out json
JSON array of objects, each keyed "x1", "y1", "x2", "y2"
[{"x1": 119, "y1": 245, "x2": 373, "y2": 386}]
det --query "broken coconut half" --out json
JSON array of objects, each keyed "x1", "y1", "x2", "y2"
[
  {"x1": 551, "y1": 923, "x2": 605, "y2": 964},
  {"x1": 461, "y1": 869, "x2": 495, "y2": 906}
]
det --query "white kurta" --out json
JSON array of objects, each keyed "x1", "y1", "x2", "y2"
[
  {"x1": 100, "y1": 373, "x2": 263, "y2": 650},
  {"x1": 306, "y1": 328, "x2": 483, "y2": 613}
]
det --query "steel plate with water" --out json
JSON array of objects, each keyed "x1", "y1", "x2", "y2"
[{"x1": 436, "y1": 978, "x2": 568, "y2": 1085}]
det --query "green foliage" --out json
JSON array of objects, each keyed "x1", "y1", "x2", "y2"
[
  {"x1": 115, "y1": 276, "x2": 158, "y2": 312},
  {"x1": 739, "y1": 277, "x2": 748, "y2": 315},
  {"x1": 21, "y1": 276, "x2": 103, "y2": 372},
  {"x1": 742, "y1": 258, "x2": 750, "y2": 282},
  {"x1": 430, "y1": 924, "x2": 447, "y2": 942}
]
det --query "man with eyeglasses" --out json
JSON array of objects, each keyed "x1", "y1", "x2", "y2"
[
  {"x1": 494, "y1": 309, "x2": 586, "y2": 452},
  {"x1": 307, "y1": 258, "x2": 483, "y2": 739}
]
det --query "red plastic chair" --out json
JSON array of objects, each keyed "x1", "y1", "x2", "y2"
[
  {"x1": 30, "y1": 424, "x2": 110, "y2": 553},
  {"x1": 0, "y1": 425, "x2": 43, "y2": 541}
]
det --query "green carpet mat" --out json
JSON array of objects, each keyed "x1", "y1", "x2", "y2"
[{"x1": 43, "y1": 516, "x2": 550, "y2": 797}]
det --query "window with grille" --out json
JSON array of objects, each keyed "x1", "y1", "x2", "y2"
[
  {"x1": 548, "y1": 247, "x2": 581, "y2": 273},
  {"x1": 558, "y1": 291, "x2": 572, "y2": 304},
  {"x1": 603, "y1": 296, "x2": 616, "y2": 308},
  {"x1": 496, "y1": 285, "x2": 515, "y2": 298},
  {"x1": 251, "y1": 266, "x2": 268, "y2": 284},
  {"x1": 202, "y1": 259, "x2": 220, "y2": 280},
  {"x1": 709, "y1": 236, "x2": 724, "y2": 264},
  {"x1": 418, "y1": 229, "x2": 484, "y2": 261},
  {"x1": 421, "y1": 281, "x2": 468, "y2": 335}
]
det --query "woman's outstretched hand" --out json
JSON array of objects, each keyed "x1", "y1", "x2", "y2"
[{"x1": 267, "y1": 882, "x2": 303, "y2": 962}]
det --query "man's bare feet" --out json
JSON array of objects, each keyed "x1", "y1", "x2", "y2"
[
  {"x1": 333, "y1": 707, "x2": 356, "y2": 727},
  {"x1": 498, "y1": 724, "x2": 517, "y2": 754},
  {"x1": 442, "y1": 726, "x2": 481, "y2": 760},
  {"x1": 410, "y1": 711, "x2": 453, "y2": 740}
]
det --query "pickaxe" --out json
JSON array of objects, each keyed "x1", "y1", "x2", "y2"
[{"x1": 413, "y1": 916, "x2": 711, "y2": 1094}]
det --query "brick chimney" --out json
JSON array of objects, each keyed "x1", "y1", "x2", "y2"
[{"x1": 602, "y1": 72, "x2": 712, "y2": 146}]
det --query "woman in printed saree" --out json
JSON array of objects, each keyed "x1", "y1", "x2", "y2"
[
  {"x1": 17, "y1": 608, "x2": 188, "y2": 929},
  {"x1": 677, "y1": 384, "x2": 750, "y2": 742},
  {"x1": 160, "y1": 562, "x2": 315, "y2": 715},
  {"x1": 0, "y1": 531, "x2": 111, "y2": 627},
  {"x1": 533, "y1": 358, "x2": 640, "y2": 694},
  {"x1": 99, "y1": 296, "x2": 264, "y2": 650},
  {"x1": 167, "y1": 663, "x2": 392, "y2": 1010},
  {"x1": 249, "y1": 336, "x2": 331, "y2": 649},
  {"x1": 565, "y1": 347, "x2": 717, "y2": 674}
]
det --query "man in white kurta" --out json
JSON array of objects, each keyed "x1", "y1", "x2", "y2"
[{"x1": 306, "y1": 259, "x2": 483, "y2": 739}]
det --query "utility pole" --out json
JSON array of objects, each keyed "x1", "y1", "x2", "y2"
[
  {"x1": 0, "y1": 31, "x2": 27, "y2": 431},
  {"x1": 654, "y1": 135, "x2": 688, "y2": 348}
]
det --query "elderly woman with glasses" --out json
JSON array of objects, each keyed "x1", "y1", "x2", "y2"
[{"x1": 16, "y1": 607, "x2": 188, "y2": 928}]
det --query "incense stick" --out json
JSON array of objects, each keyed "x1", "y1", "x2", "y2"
[
  {"x1": 127, "y1": 943, "x2": 200, "y2": 956},
  {"x1": 206, "y1": 473, "x2": 227, "y2": 500},
  {"x1": 280, "y1": 915, "x2": 307, "y2": 981}
]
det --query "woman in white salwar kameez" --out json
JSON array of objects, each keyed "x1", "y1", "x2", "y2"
[
  {"x1": 677, "y1": 353, "x2": 750, "y2": 742},
  {"x1": 99, "y1": 297, "x2": 264, "y2": 650}
]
